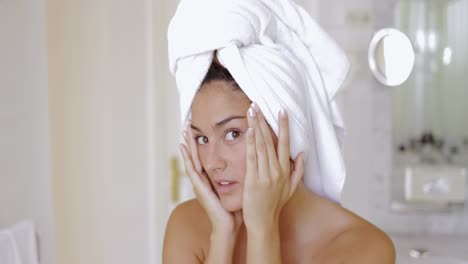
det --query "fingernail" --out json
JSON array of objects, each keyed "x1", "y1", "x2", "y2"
[
  {"x1": 252, "y1": 102, "x2": 260, "y2": 112},
  {"x1": 280, "y1": 108, "x2": 287, "y2": 118},
  {"x1": 247, "y1": 127, "x2": 254, "y2": 136},
  {"x1": 248, "y1": 106, "x2": 256, "y2": 117}
]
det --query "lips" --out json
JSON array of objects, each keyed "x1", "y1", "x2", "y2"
[{"x1": 214, "y1": 179, "x2": 238, "y2": 194}]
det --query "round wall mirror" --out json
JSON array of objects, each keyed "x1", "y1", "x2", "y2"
[{"x1": 368, "y1": 28, "x2": 415, "y2": 86}]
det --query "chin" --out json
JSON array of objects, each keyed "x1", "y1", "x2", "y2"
[{"x1": 220, "y1": 195, "x2": 242, "y2": 212}]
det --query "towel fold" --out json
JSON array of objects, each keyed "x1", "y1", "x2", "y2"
[
  {"x1": 168, "y1": 0, "x2": 350, "y2": 202},
  {"x1": 0, "y1": 220, "x2": 39, "y2": 264},
  {"x1": 10, "y1": 221, "x2": 39, "y2": 264},
  {"x1": 0, "y1": 230, "x2": 22, "y2": 264}
]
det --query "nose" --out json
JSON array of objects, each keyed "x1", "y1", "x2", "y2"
[{"x1": 203, "y1": 141, "x2": 227, "y2": 174}]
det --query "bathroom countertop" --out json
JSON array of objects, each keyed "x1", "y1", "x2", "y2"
[{"x1": 389, "y1": 233, "x2": 468, "y2": 263}]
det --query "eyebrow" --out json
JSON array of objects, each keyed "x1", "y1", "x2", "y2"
[{"x1": 191, "y1": 115, "x2": 246, "y2": 133}]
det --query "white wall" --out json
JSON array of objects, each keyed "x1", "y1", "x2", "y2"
[
  {"x1": 0, "y1": 0, "x2": 55, "y2": 263},
  {"x1": 153, "y1": 0, "x2": 175, "y2": 261},
  {"x1": 47, "y1": 0, "x2": 160, "y2": 263},
  {"x1": 309, "y1": 0, "x2": 377, "y2": 219}
]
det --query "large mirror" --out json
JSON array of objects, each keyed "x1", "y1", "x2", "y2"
[{"x1": 371, "y1": 0, "x2": 468, "y2": 212}]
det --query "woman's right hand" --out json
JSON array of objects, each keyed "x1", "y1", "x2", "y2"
[{"x1": 179, "y1": 122, "x2": 243, "y2": 237}]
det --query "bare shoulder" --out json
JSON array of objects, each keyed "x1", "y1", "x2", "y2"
[
  {"x1": 312, "y1": 198, "x2": 396, "y2": 264},
  {"x1": 323, "y1": 222, "x2": 396, "y2": 264},
  {"x1": 162, "y1": 199, "x2": 211, "y2": 264}
]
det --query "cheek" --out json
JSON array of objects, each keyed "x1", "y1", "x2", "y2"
[
  {"x1": 228, "y1": 141, "x2": 247, "y2": 180},
  {"x1": 197, "y1": 147, "x2": 207, "y2": 168},
  {"x1": 196, "y1": 147, "x2": 214, "y2": 177},
  {"x1": 196, "y1": 143, "x2": 246, "y2": 171}
]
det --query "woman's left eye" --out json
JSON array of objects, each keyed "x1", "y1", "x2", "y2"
[{"x1": 225, "y1": 130, "x2": 241, "y2": 141}]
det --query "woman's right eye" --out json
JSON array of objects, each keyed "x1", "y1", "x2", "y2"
[{"x1": 196, "y1": 136, "x2": 208, "y2": 145}]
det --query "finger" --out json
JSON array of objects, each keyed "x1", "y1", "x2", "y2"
[
  {"x1": 289, "y1": 152, "x2": 305, "y2": 197},
  {"x1": 245, "y1": 127, "x2": 257, "y2": 186},
  {"x1": 198, "y1": 168, "x2": 214, "y2": 192},
  {"x1": 255, "y1": 104, "x2": 281, "y2": 178},
  {"x1": 183, "y1": 124, "x2": 205, "y2": 176},
  {"x1": 179, "y1": 144, "x2": 216, "y2": 200},
  {"x1": 182, "y1": 122, "x2": 192, "y2": 156},
  {"x1": 278, "y1": 109, "x2": 291, "y2": 177},
  {"x1": 179, "y1": 144, "x2": 201, "y2": 187},
  {"x1": 248, "y1": 103, "x2": 269, "y2": 182},
  {"x1": 182, "y1": 132, "x2": 202, "y2": 192},
  {"x1": 187, "y1": 122, "x2": 203, "y2": 174},
  {"x1": 180, "y1": 143, "x2": 228, "y2": 221},
  {"x1": 182, "y1": 128, "x2": 212, "y2": 190},
  {"x1": 184, "y1": 128, "x2": 213, "y2": 190}
]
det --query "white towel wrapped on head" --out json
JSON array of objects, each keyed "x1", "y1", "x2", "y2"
[{"x1": 168, "y1": 0, "x2": 350, "y2": 203}]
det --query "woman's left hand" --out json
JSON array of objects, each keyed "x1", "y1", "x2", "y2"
[{"x1": 242, "y1": 103, "x2": 305, "y2": 232}]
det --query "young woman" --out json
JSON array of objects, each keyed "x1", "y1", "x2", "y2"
[{"x1": 162, "y1": 61, "x2": 395, "y2": 264}]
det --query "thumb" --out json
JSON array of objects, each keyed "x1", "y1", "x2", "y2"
[{"x1": 289, "y1": 152, "x2": 305, "y2": 196}]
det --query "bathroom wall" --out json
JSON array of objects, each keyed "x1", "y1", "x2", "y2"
[
  {"x1": 0, "y1": 0, "x2": 55, "y2": 263},
  {"x1": 313, "y1": 0, "x2": 378, "y2": 220},
  {"x1": 47, "y1": 0, "x2": 160, "y2": 263}
]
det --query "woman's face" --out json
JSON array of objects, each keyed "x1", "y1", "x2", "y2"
[{"x1": 190, "y1": 81, "x2": 255, "y2": 212}]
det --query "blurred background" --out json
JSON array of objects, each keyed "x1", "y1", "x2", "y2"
[{"x1": 1, "y1": 0, "x2": 467, "y2": 264}]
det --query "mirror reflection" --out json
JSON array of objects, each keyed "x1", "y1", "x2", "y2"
[{"x1": 390, "y1": 0, "x2": 468, "y2": 211}]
